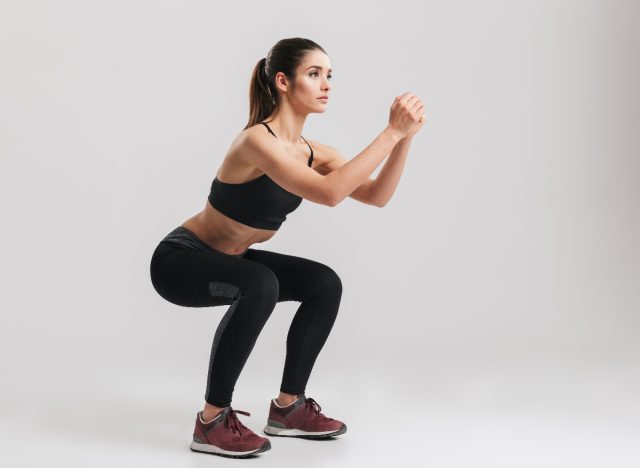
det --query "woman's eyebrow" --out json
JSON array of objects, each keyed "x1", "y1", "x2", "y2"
[{"x1": 306, "y1": 65, "x2": 333, "y2": 72}]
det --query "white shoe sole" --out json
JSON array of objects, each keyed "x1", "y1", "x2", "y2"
[
  {"x1": 190, "y1": 439, "x2": 270, "y2": 458},
  {"x1": 263, "y1": 424, "x2": 347, "y2": 438}
]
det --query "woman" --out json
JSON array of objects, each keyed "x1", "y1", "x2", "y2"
[{"x1": 150, "y1": 37, "x2": 425, "y2": 458}]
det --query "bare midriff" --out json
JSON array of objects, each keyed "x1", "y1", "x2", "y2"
[{"x1": 180, "y1": 199, "x2": 277, "y2": 256}]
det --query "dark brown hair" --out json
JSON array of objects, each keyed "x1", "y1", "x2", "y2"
[{"x1": 244, "y1": 37, "x2": 327, "y2": 130}]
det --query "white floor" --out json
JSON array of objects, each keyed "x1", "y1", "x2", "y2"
[{"x1": 2, "y1": 352, "x2": 639, "y2": 468}]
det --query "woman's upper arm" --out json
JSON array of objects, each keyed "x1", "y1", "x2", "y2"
[{"x1": 243, "y1": 132, "x2": 336, "y2": 206}]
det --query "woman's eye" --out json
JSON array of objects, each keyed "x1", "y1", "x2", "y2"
[{"x1": 310, "y1": 72, "x2": 333, "y2": 80}]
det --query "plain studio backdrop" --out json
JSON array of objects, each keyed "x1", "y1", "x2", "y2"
[{"x1": 1, "y1": 1, "x2": 638, "y2": 467}]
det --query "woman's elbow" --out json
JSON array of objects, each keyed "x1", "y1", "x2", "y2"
[
  {"x1": 373, "y1": 198, "x2": 388, "y2": 208},
  {"x1": 309, "y1": 187, "x2": 339, "y2": 207},
  {"x1": 325, "y1": 191, "x2": 341, "y2": 207}
]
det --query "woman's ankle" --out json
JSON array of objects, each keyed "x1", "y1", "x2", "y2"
[
  {"x1": 202, "y1": 402, "x2": 224, "y2": 421},
  {"x1": 277, "y1": 392, "x2": 301, "y2": 406}
]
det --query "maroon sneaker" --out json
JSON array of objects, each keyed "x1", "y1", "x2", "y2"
[
  {"x1": 190, "y1": 407, "x2": 271, "y2": 458},
  {"x1": 263, "y1": 394, "x2": 347, "y2": 439}
]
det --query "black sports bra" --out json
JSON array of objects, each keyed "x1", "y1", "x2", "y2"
[{"x1": 207, "y1": 122, "x2": 314, "y2": 231}]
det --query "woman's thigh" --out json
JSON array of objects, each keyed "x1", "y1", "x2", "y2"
[
  {"x1": 242, "y1": 248, "x2": 342, "y2": 303},
  {"x1": 150, "y1": 242, "x2": 278, "y2": 308}
]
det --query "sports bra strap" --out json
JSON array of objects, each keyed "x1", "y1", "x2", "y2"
[
  {"x1": 260, "y1": 122, "x2": 278, "y2": 138},
  {"x1": 259, "y1": 122, "x2": 314, "y2": 167},
  {"x1": 299, "y1": 135, "x2": 314, "y2": 167}
]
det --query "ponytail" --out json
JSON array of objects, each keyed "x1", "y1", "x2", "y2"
[{"x1": 244, "y1": 57, "x2": 277, "y2": 129}]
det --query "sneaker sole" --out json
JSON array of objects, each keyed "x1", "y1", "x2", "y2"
[
  {"x1": 263, "y1": 423, "x2": 347, "y2": 439},
  {"x1": 190, "y1": 439, "x2": 271, "y2": 458}
]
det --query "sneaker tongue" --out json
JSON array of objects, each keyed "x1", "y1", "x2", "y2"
[{"x1": 292, "y1": 395, "x2": 307, "y2": 409}]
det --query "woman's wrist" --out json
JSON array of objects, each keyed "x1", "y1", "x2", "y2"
[
  {"x1": 399, "y1": 134, "x2": 413, "y2": 143},
  {"x1": 383, "y1": 126, "x2": 404, "y2": 144}
]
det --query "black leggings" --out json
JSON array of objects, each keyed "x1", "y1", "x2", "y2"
[{"x1": 149, "y1": 226, "x2": 343, "y2": 407}]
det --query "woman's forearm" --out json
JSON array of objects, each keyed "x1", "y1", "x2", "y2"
[
  {"x1": 326, "y1": 126, "x2": 402, "y2": 205},
  {"x1": 369, "y1": 136, "x2": 412, "y2": 207}
]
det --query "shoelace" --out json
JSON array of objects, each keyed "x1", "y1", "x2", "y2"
[
  {"x1": 224, "y1": 409, "x2": 251, "y2": 435},
  {"x1": 305, "y1": 397, "x2": 322, "y2": 414},
  {"x1": 304, "y1": 397, "x2": 335, "y2": 421}
]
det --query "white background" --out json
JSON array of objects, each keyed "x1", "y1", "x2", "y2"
[{"x1": 1, "y1": 0, "x2": 639, "y2": 466}]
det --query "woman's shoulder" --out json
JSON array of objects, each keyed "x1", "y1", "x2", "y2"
[
  {"x1": 217, "y1": 125, "x2": 266, "y2": 175},
  {"x1": 226, "y1": 124, "x2": 270, "y2": 157},
  {"x1": 230, "y1": 125, "x2": 334, "y2": 171},
  {"x1": 233, "y1": 123, "x2": 275, "y2": 149}
]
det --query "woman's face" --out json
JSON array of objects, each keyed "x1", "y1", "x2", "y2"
[{"x1": 288, "y1": 50, "x2": 333, "y2": 113}]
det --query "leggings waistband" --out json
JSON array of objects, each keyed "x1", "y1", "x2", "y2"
[{"x1": 160, "y1": 226, "x2": 247, "y2": 258}]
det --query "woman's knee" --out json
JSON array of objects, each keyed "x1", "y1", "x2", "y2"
[
  {"x1": 242, "y1": 266, "x2": 280, "y2": 303},
  {"x1": 312, "y1": 264, "x2": 343, "y2": 301}
]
